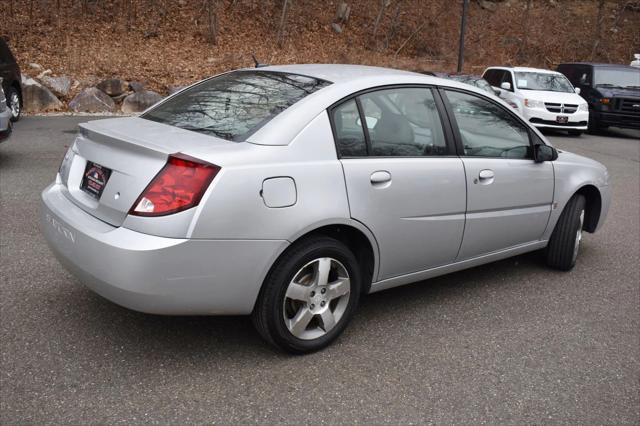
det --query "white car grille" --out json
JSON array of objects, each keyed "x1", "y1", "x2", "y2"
[{"x1": 545, "y1": 103, "x2": 578, "y2": 114}]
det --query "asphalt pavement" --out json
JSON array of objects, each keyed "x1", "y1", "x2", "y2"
[{"x1": 1, "y1": 117, "x2": 638, "y2": 424}]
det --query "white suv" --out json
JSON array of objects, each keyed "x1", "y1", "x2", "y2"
[{"x1": 483, "y1": 67, "x2": 589, "y2": 136}]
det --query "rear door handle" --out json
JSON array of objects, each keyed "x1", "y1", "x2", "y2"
[{"x1": 370, "y1": 170, "x2": 392, "y2": 185}]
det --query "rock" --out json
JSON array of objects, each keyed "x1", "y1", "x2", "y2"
[
  {"x1": 69, "y1": 87, "x2": 116, "y2": 113},
  {"x1": 335, "y1": 1, "x2": 351, "y2": 24},
  {"x1": 36, "y1": 69, "x2": 52, "y2": 79},
  {"x1": 331, "y1": 23, "x2": 343, "y2": 34},
  {"x1": 121, "y1": 91, "x2": 163, "y2": 114},
  {"x1": 29, "y1": 63, "x2": 43, "y2": 71},
  {"x1": 167, "y1": 85, "x2": 186, "y2": 95},
  {"x1": 21, "y1": 76, "x2": 63, "y2": 112},
  {"x1": 129, "y1": 81, "x2": 146, "y2": 93},
  {"x1": 40, "y1": 75, "x2": 72, "y2": 97},
  {"x1": 479, "y1": 0, "x2": 498, "y2": 11},
  {"x1": 96, "y1": 78, "x2": 129, "y2": 97}
]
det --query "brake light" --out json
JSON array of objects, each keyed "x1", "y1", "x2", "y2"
[{"x1": 130, "y1": 154, "x2": 220, "y2": 217}]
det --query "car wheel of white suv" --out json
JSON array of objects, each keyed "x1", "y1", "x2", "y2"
[{"x1": 252, "y1": 236, "x2": 361, "y2": 354}]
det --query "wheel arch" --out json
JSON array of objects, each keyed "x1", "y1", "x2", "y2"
[
  {"x1": 575, "y1": 184, "x2": 602, "y2": 233},
  {"x1": 257, "y1": 219, "x2": 380, "y2": 308}
]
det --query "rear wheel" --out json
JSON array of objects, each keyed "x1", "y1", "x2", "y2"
[
  {"x1": 252, "y1": 236, "x2": 361, "y2": 354},
  {"x1": 8, "y1": 87, "x2": 21, "y2": 122},
  {"x1": 545, "y1": 194, "x2": 586, "y2": 271}
]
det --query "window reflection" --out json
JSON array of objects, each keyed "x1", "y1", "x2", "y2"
[{"x1": 143, "y1": 71, "x2": 331, "y2": 141}]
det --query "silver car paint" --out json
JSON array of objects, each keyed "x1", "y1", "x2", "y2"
[{"x1": 41, "y1": 64, "x2": 611, "y2": 315}]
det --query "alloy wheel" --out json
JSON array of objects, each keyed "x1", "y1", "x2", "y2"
[
  {"x1": 282, "y1": 257, "x2": 351, "y2": 340},
  {"x1": 10, "y1": 91, "x2": 20, "y2": 119},
  {"x1": 572, "y1": 210, "x2": 585, "y2": 262}
]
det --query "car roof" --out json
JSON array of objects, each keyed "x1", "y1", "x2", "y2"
[
  {"x1": 249, "y1": 63, "x2": 423, "y2": 84},
  {"x1": 558, "y1": 62, "x2": 638, "y2": 70},
  {"x1": 486, "y1": 66, "x2": 561, "y2": 74}
]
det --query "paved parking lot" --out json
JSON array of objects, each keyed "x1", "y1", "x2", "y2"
[{"x1": 1, "y1": 117, "x2": 638, "y2": 424}]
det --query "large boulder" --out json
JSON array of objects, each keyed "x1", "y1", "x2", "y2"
[
  {"x1": 121, "y1": 91, "x2": 163, "y2": 114},
  {"x1": 96, "y1": 78, "x2": 129, "y2": 97},
  {"x1": 21, "y1": 76, "x2": 63, "y2": 112},
  {"x1": 40, "y1": 75, "x2": 72, "y2": 98},
  {"x1": 129, "y1": 81, "x2": 146, "y2": 93},
  {"x1": 69, "y1": 87, "x2": 116, "y2": 113}
]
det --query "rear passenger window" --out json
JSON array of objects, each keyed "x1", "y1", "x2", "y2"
[
  {"x1": 359, "y1": 87, "x2": 447, "y2": 156},
  {"x1": 332, "y1": 99, "x2": 367, "y2": 157}
]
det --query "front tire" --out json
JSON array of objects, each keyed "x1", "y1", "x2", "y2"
[
  {"x1": 545, "y1": 194, "x2": 586, "y2": 271},
  {"x1": 252, "y1": 236, "x2": 361, "y2": 354},
  {"x1": 8, "y1": 87, "x2": 21, "y2": 122}
]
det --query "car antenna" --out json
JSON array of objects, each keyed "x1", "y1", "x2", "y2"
[{"x1": 251, "y1": 54, "x2": 268, "y2": 68}]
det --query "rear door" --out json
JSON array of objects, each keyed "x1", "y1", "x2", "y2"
[
  {"x1": 441, "y1": 88, "x2": 554, "y2": 260},
  {"x1": 332, "y1": 86, "x2": 466, "y2": 280}
]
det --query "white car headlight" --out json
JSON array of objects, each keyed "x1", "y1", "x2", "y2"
[
  {"x1": 524, "y1": 99, "x2": 545, "y2": 109},
  {"x1": 578, "y1": 103, "x2": 588, "y2": 111}
]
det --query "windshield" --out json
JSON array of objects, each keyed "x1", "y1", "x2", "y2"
[
  {"x1": 515, "y1": 72, "x2": 574, "y2": 92},
  {"x1": 142, "y1": 71, "x2": 331, "y2": 141},
  {"x1": 594, "y1": 68, "x2": 640, "y2": 88}
]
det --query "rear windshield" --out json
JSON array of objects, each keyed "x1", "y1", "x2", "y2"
[{"x1": 142, "y1": 71, "x2": 330, "y2": 141}]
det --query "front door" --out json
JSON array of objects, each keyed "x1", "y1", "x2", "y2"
[
  {"x1": 331, "y1": 87, "x2": 466, "y2": 280},
  {"x1": 441, "y1": 89, "x2": 554, "y2": 260}
]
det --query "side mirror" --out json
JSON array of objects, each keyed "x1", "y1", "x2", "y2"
[
  {"x1": 575, "y1": 87, "x2": 581, "y2": 95},
  {"x1": 500, "y1": 82, "x2": 511, "y2": 91},
  {"x1": 534, "y1": 144, "x2": 558, "y2": 163}
]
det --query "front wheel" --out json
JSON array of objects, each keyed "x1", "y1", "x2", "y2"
[
  {"x1": 545, "y1": 194, "x2": 586, "y2": 271},
  {"x1": 252, "y1": 236, "x2": 361, "y2": 354},
  {"x1": 7, "y1": 87, "x2": 21, "y2": 122}
]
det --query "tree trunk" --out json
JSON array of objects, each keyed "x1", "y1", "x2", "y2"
[
  {"x1": 277, "y1": 0, "x2": 290, "y2": 48},
  {"x1": 591, "y1": 0, "x2": 605, "y2": 60}
]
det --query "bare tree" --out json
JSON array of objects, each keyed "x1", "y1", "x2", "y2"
[
  {"x1": 591, "y1": 0, "x2": 606, "y2": 60},
  {"x1": 276, "y1": 0, "x2": 291, "y2": 48}
]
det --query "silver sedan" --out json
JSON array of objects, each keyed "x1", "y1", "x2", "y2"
[{"x1": 41, "y1": 65, "x2": 611, "y2": 353}]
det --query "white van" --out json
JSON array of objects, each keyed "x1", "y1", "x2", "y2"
[{"x1": 483, "y1": 67, "x2": 589, "y2": 136}]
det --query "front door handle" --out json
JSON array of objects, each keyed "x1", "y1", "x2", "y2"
[
  {"x1": 475, "y1": 169, "x2": 495, "y2": 185},
  {"x1": 370, "y1": 170, "x2": 392, "y2": 185}
]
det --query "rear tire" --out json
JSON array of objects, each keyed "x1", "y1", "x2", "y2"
[
  {"x1": 252, "y1": 236, "x2": 361, "y2": 354},
  {"x1": 545, "y1": 194, "x2": 586, "y2": 271}
]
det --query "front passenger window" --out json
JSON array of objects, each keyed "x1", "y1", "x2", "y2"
[{"x1": 445, "y1": 90, "x2": 531, "y2": 159}]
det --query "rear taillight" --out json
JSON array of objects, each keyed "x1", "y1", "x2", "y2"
[{"x1": 130, "y1": 153, "x2": 220, "y2": 217}]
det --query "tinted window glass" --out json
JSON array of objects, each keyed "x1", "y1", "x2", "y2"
[
  {"x1": 332, "y1": 99, "x2": 367, "y2": 157},
  {"x1": 483, "y1": 70, "x2": 499, "y2": 86},
  {"x1": 593, "y1": 68, "x2": 640, "y2": 88},
  {"x1": 359, "y1": 88, "x2": 447, "y2": 156},
  {"x1": 445, "y1": 90, "x2": 531, "y2": 159},
  {"x1": 143, "y1": 71, "x2": 330, "y2": 141}
]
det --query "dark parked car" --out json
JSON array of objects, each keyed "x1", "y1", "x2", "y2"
[
  {"x1": 0, "y1": 38, "x2": 22, "y2": 122},
  {"x1": 557, "y1": 63, "x2": 640, "y2": 132}
]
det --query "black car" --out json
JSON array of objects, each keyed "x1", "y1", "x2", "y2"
[
  {"x1": 0, "y1": 38, "x2": 22, "y2": 122},
  {"x1": 557, "y1": 63, "x2": 640, "y2": 132}
]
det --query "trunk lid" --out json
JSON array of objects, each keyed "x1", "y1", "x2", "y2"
[{"x1": 60, "y1": 117, "x2": 236, "y2": 227}]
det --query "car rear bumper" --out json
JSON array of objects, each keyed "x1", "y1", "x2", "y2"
[
  {"x1": 523, "y1": 108, "x2": 589, "y2": 130},
  {"x1": 0, "y1": 109, "x2": 11, "y2": 142},
  {"x1": 41, "y1": 182, "x2": 288, "y2": 315},
  {"x1": 592, "y1": 111, "x2": 640, "y2": 129}
]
